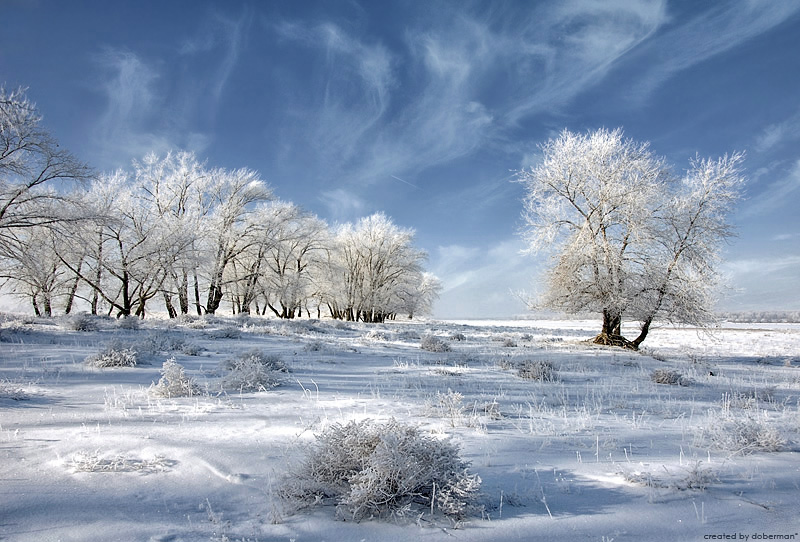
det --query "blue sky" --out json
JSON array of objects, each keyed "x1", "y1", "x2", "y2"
[{"x1": 2, "y1": 0, "x2": 799, "y2": 318}]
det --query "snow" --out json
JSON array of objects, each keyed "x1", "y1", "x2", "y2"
[{"x1": 1, "y1": 314, "x2": 799, "y2": 541}]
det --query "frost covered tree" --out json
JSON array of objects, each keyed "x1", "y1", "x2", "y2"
[
  {"x1": 198, "y1": 167, "x2": 273, "y2": 314},
  {"x1": 254, "y1": 203, "x2": 328, "y2": 319},
  {"x1": 0, "y1": 87, "x2": 91, "y2": 238},
  {"x1": 1, "y1": 87, "x2": 91, "y2": 293},
  {"x1": 135, "y1": 151, "x2": 209, "y2": 316},
  {"x1": 517, "y1": 128, "x2": 744, "y2": 348},
  {"x1": 325, "y1": 213, "x2": 431, "y2": 323},
  {"x1": 56, "y1": 172, "x2": 192, "y2": 317}
]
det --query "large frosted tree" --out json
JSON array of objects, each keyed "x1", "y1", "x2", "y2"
[{"x1": 517, "y1": 128, "x2": 744, "y2": 348}]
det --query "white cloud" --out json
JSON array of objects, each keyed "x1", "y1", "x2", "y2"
[
  {"x1": 92, "y1": 49, "x2": 174, "y2": 168},
  {"x1": 743, "y1": 159, "x2": 800, "y2": 216},
  {"x1": 755, "y1": 108, "x2": 800, "y2": 153},
  {"x1": 628, "y1": 1, "x2": 800, "y2": 102},
  {"x1": 319, "y1": 188, "x2": 366, "y2": 223},
  {"x1": 724, "y1": 255, "x2": 800, "y2": 276},
  {"x1": 90, "y1": 11, "x2": 250, "y2": 169}
]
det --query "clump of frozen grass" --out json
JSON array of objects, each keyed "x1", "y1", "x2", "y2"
[
  {"x1": 303, "y1": 340, "x2": 326, "y2": 352},
  {"x1": 220, "y1": 349, "x2": 287, "y2": 392},
  {"x1": 68, "y1": 451, "x2": 173, "y2": 473},
  {"x1": 695, "y1": 408, "x2": 785, "y2": 455},
  {"x1": 65, "y1": 313, "x2": 99, "y2": 332},
  {"x1": 85, "y1": 346, "x2": 138, "y2": 368},
  {"x1": 364, "y1": 329, "x2": 389, "y2": 341},
  {"x1": 517, "y1": 360, "x2": 557, "y2": 382},
  {"x1": 650, "y1": 369, "x2": 691, "y2": 386},
  {"x1": 0, "y1": 380, "x2": 30, "y2": 401},
  {"x1": 180, "y1": 342, "x2": 204, "y2": 356},
  {"x1": 725, "y1": 388, "x2": 776, "y2": 409},
  {"x1": 207, "y1": 326, "x2": 241, "y2": 340},
  {"x1": 420, "y1": 334, "x2": 452, "y2": 353},
  {"x1": 149, "y1": 358, "x2": 201, "y2": 398},
  {"x1": 425, "y1": 390, "x2": 465, "y2": 425},
  {"x1": 137, "y1": 331, "x2": 185, "y2": 355},
  {"x1": 423, "y1": 390, "x2": 487, "y2": 429},
  {"x1": 280, "y1": 419, "x2": 481, "y2": 521},
  {"x1": 398, "y1": 330, "x2": 420, "y2": 341}
]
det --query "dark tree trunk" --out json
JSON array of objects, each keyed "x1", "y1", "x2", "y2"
[
  {"x1": 64, "y1": 260, "x2": 83, "y2": 314},
  {"x1": 164, "y1": 292, "x2": 178, "y2": 319},
  {"x1": 193, "y1": 271, "x2": 203, "y2": 315},
  {"x1": 631, "y1": 317, "x2": 652, "y2": 349},
  {"x1": 593, "y1": 308, "x2": 636, "y2": 349}
]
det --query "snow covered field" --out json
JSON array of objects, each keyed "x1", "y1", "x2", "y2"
[{"x1": 1, "y1": 314, "x2": 799, "y2": 542}]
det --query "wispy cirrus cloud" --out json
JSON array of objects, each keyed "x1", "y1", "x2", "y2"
[
  {"x1": 274, "y1": 20, "x2": 394, "y2": 172},
  {"x1": 268, "y1": 1, "x2": 669, "y2": 194},
  {"x1": 755, "y1": 108, "x2": 800, "y2": 153},
  {"x1": 92, "y1": 10, "x2": 250, "y2": 169},
  {"x1": 626, "y1": 1, "x2": 800, "y2": 102},
  {"x1": 743, "y1": 159, "x2": 800, "y2": 217},
  {"x1": 92, "y1": 48, "x2": 173, "y2": 168}
]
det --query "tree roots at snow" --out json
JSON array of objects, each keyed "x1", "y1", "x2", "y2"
[{"x1": 592, "y1": 332, "x2": 638, "y2": 350}]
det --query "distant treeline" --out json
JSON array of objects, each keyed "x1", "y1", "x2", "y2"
[{"x1": 717, "y1": 311, "x2": 800, "y2": 323}]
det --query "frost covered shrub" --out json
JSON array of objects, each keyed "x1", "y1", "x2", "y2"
[
  {"x1": 281, "y1": 419, "x2": 481, "y2": 521},
  {"x1": 398, "y1": 330, "x2": 420, "y2": 341},
  {"x1": 180, "y1": 343, "x2": 204, "y2": 356},
  {"x1": 696, "y1": 410, "x2": 785, "y2": 454},
  {"x1": 137, "y1": 331, "x2": 185, "y2": 355},
  {"x1": 517, "y1": 360, "x2": 557, "y2": 381},
  {"x1": 650, "y1": 369, "x2": 690, "y2": 386},
  {"x1": 207, "y1": 326, "x2": 241, "y2": 339},
  {"x1": 364, "y1": 329, "x2": 389, "y2": 341},
  {"x1": 221, "y1": 349, "x2": 287, "y2": 392},
  {"x1": 149, "y1": 358, "x2": 201, "y2": 397},
  {"x1": 66, "y1": 313, "x2": 99, "y2": 332},
  {"x1": 85, "y1": 346, "x2": 138, "y2": 368},
  {"x1": 303, "y1": 340, "x2": 327, "y2": 352},
  {"x1": 420, "y1": 335, "x2": 451, "y2": 353},
  {"x1": 116, "y1": 316, "x2": 140, "y2": 330}
]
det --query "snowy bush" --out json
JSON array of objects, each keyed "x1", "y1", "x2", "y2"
[
  {"x1": 180, "y1": 343, "x2": 204, "y2": 356},
  {"x1": 650, "y1": 369, "x2": 690, "y2": 386},
  {"x1": 364, "y1": 329, "x2": 389, "y2": 341},
  {"x1": 420, "y1": 335, "x2": 451, "y2": 353},
  {"x1": 696, "y1": 410, "x2": 785, "y2": 454},
  {"x1": 66, "y1": 313, "x2": 99, "y2": 332},
  {"x1": 137, "y1": 331, "x2": 185, "y2": 355},
  {"x1": 85, "y1": 346, "x2": 138, "y2": 368},
  {"x1": 116, "y1": 316, "x2": 140, "y2": 330},
  {"x1": 207, "y1": 326, "x2": 241, "y2": 339},
  {"x1": 303, "y1": 340, "x2": 327, "y2": 352},
  {"x1": 149, "y1": 358, "x2": 201, "y2": 397},
  {"x1": 280, "y1": 419, "x2": 481, "y2": 521},
  {"x1": 517, "y1": 360, "x2": 557, "y2": 381},
  {"x1": 221, "y1": 350, "x2": 287, "y2": 392},
  {"x1": 398, "y1": 330, "x2": 420, "y2": 341}
]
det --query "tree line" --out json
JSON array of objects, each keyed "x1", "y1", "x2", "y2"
[{"x1": 0, "y1": 87, "x2": 439, "y2": 321}]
